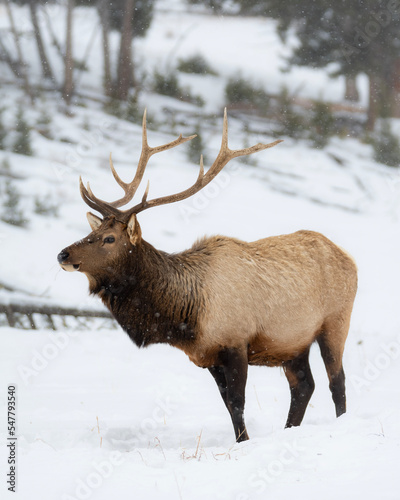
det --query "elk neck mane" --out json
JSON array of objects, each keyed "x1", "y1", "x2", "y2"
[{"x1": 87, "y1": 237, "x2": 212, "y2": 349}]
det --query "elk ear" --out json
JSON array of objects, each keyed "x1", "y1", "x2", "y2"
[
  {"x1": 127, "y1": 213, "x2": 142, "y2": 245},
  {"x1": 86, "y1": 212, "x2": 102, "y2": 231}
]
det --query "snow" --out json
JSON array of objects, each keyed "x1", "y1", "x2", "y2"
[{"x1": 1, "y1": 2, "x2": 400, "y2": 499}]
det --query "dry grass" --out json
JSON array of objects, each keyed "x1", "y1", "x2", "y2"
[{"x1": 90, "y1": 415, "x2": 102, "y2": 448}]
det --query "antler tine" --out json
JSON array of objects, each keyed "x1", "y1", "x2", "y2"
[
  {"x1": 202, "y1": 107, "x2": 283, "y2": 183},
  {"x1": 141, "y1": 180, "x2": 150, "y2": 205},
  {"x1": 79, "y1": 177, "x2": 121, "y2": 219},
  {"x1": 123, "y1": 108, "x2": 282, "y2": 217},
  {"x1": 109, "y1": 153, "x2": 126, "y2": 189},
  {"x1": 221, "y1": 106, "x2": 229, "y2": 149},
  {"x1": 108, "y1": 109, "x2": 150, "y2": 208},
  {"x1": 198, "y1": 154, "x2": 205, "y2": 179}
]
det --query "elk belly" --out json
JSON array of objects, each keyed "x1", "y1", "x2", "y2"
[
  {"x1": 247, "y1": 332, "x2": 318, "y2": 366},
  {"x1": 178, "y1": 343, "x2": 222, "y2": 368}
]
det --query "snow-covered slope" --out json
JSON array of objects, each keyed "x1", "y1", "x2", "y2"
[{"x1": 1, "y1": 2, "x2": 400, "y2": 500}]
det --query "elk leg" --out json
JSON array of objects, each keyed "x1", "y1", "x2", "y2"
[
  {"x1": 317, "y1": 331, "x2": 346, "y2": 417},
  {"x1": 283, "y1": 348, "x2": 315, "y2": 428},
  {"x1": 217, "y1": 347, "x2": 249, "y2": 442},
  {"x1": 209, "y1": 364, "x2": 252, "y2": 440},
  {"x1": 208, "y1": 365, "x2": 229, "y2": 408}
]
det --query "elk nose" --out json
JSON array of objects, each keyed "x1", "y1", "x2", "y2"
[{"x1": 57, "y1": 250, "x2": 69, "y2": 263}]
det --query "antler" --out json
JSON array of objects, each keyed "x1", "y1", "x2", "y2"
[
  {"x1": 129, "y1": 108, "x2": 282, "y2": 215},
  {"x1": 80, "y1": 109, "x2": 282, "y2": 222},
  {"x1": 79, "y1": 109, "x2": 196, "y2": 217}
]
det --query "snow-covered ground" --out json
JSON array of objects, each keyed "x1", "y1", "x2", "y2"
[{"x1": 1, "y1": 2, "x2": 400, "y2": 499}]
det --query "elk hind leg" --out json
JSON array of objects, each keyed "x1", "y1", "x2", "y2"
[
  {"x1": 283, "y1": 347, "x2": 315, "y2": 428},
  {"x1": 317, "y1": 320, "x2": 348, "y2": 418}
]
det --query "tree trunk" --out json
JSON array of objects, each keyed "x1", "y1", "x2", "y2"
[
  {"x1": 389, "y1": 58, "x2": 400, "y2": 119},
  {"x1": 30, "y1": 1, "x2": 54, "y2": 82},
  {"x1": 117, "y1": 0, "x2": 135, "y2": 100},
  {"x1": 63, "y1": 0, "x2": 75, "y2": 107},
  {"x1": 344, "y1": 75, "x2": 359, "y2": 102},
  {"x1": 42, "y1": 4, "x2": 64, "y2": 59},
  {"x1": 366, "y1": 74, "x2": 381, "y2": 132},
  {"x1": 4, "y1": 0, "x2": 34, "y2": 103},
  {"x1": 0, "y1": 34, "x2": 21, "y2": 78},
  {"x1": 98, "y1": 0, "x2": 112, "y2": 97}
]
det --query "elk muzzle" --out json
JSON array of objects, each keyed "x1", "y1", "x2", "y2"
[{"x1": 57, "y1": 249, "x2": 81, "y2": 272}]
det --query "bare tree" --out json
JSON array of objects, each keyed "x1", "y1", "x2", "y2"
[
  {"x1": 98, "y1": 0, "x2": 112, "y2": 97},
  {"x1": 42, "y1": 3, "x2": 63, "y2": 60},
  {"x1": 4, "y1": 0, "x2": 34, "y2": 103},
  {"x1": 29, "y1": 1, "x2": 54, "y2": 82},
  {"x1": 0, "y1": 34, "x2": 20, "y2": 78},
  {"x1": 116, "y1": 0, "x2": 135, "y2": 100},
  {"x1": 390, "y1": 59, "x2": 400, "y2": 119},
  {"x1": 344, "y1": 76, "x2": 359, "y2": 103},
  {"x1": 63, "y1": 0, "x2": 75, "y2": 107},
  {"x1": 366, "y1": 75, "x2": 381, "y2": 132}
]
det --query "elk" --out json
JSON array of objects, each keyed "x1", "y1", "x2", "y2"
[{"x1": 58, "y1": 109, "x2": 357, "y2": 442}]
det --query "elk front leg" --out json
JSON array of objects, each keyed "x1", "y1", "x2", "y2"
[
  {"x1": 208, "y1": 365, "x2": 229, "y2": 408},
  {"x1": 210, "y1": 347, "x2": 249, "y2": 442}
]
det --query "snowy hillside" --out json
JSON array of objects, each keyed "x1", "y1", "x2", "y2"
[{"x1": 1, "y1": 2, "x2": 400, "y2": 500}]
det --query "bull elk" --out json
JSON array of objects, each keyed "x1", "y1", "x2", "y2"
[{"x1": 58, "y1": 109, "x2": 357, "y2": 442}]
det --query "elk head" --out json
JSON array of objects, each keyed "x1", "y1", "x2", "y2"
[{"x1": 57, "y1": 109, "x2": 282, "y2": 285}]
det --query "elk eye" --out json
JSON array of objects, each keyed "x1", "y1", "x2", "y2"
[{"x1": 103, "y1": 236, "x2": 115, "y2": 244}]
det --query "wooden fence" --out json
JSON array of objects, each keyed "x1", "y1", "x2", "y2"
[{"x1": 0, "y1": 301, "x2": 115, "y2": 330}]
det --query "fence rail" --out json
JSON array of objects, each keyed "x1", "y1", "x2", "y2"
[{"x1": 0, "y1": 301, "x2": 115, "y2": 330}]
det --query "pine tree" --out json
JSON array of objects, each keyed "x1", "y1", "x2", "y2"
[
  {"x1": 187, "y1": 124, "x2": 205, "y2": 164},
  {"x1": 274, "y1": 87, "x2": 305, "y2": 140},
  {"x1": 1, "y1": 181, "x2": 26, "y2": 227},
  {"x1": 373, "y1": 120, "x2": 400, "y2": 168},
  {"x1": 125, "y1": 93, "x2": 141, "y2": 123},
  {"x1": 309, "y1": 101, "x2": 336, "y2": 148},
  {"x1": 0, "y1": 108, "x2": 6, "y2": 150},
  {"x1": 233, "y1": 0, "x2": 400, "y2": 131},
  {"x1": 13, "y1": 107, "x2": 33, "y2": 156}
]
